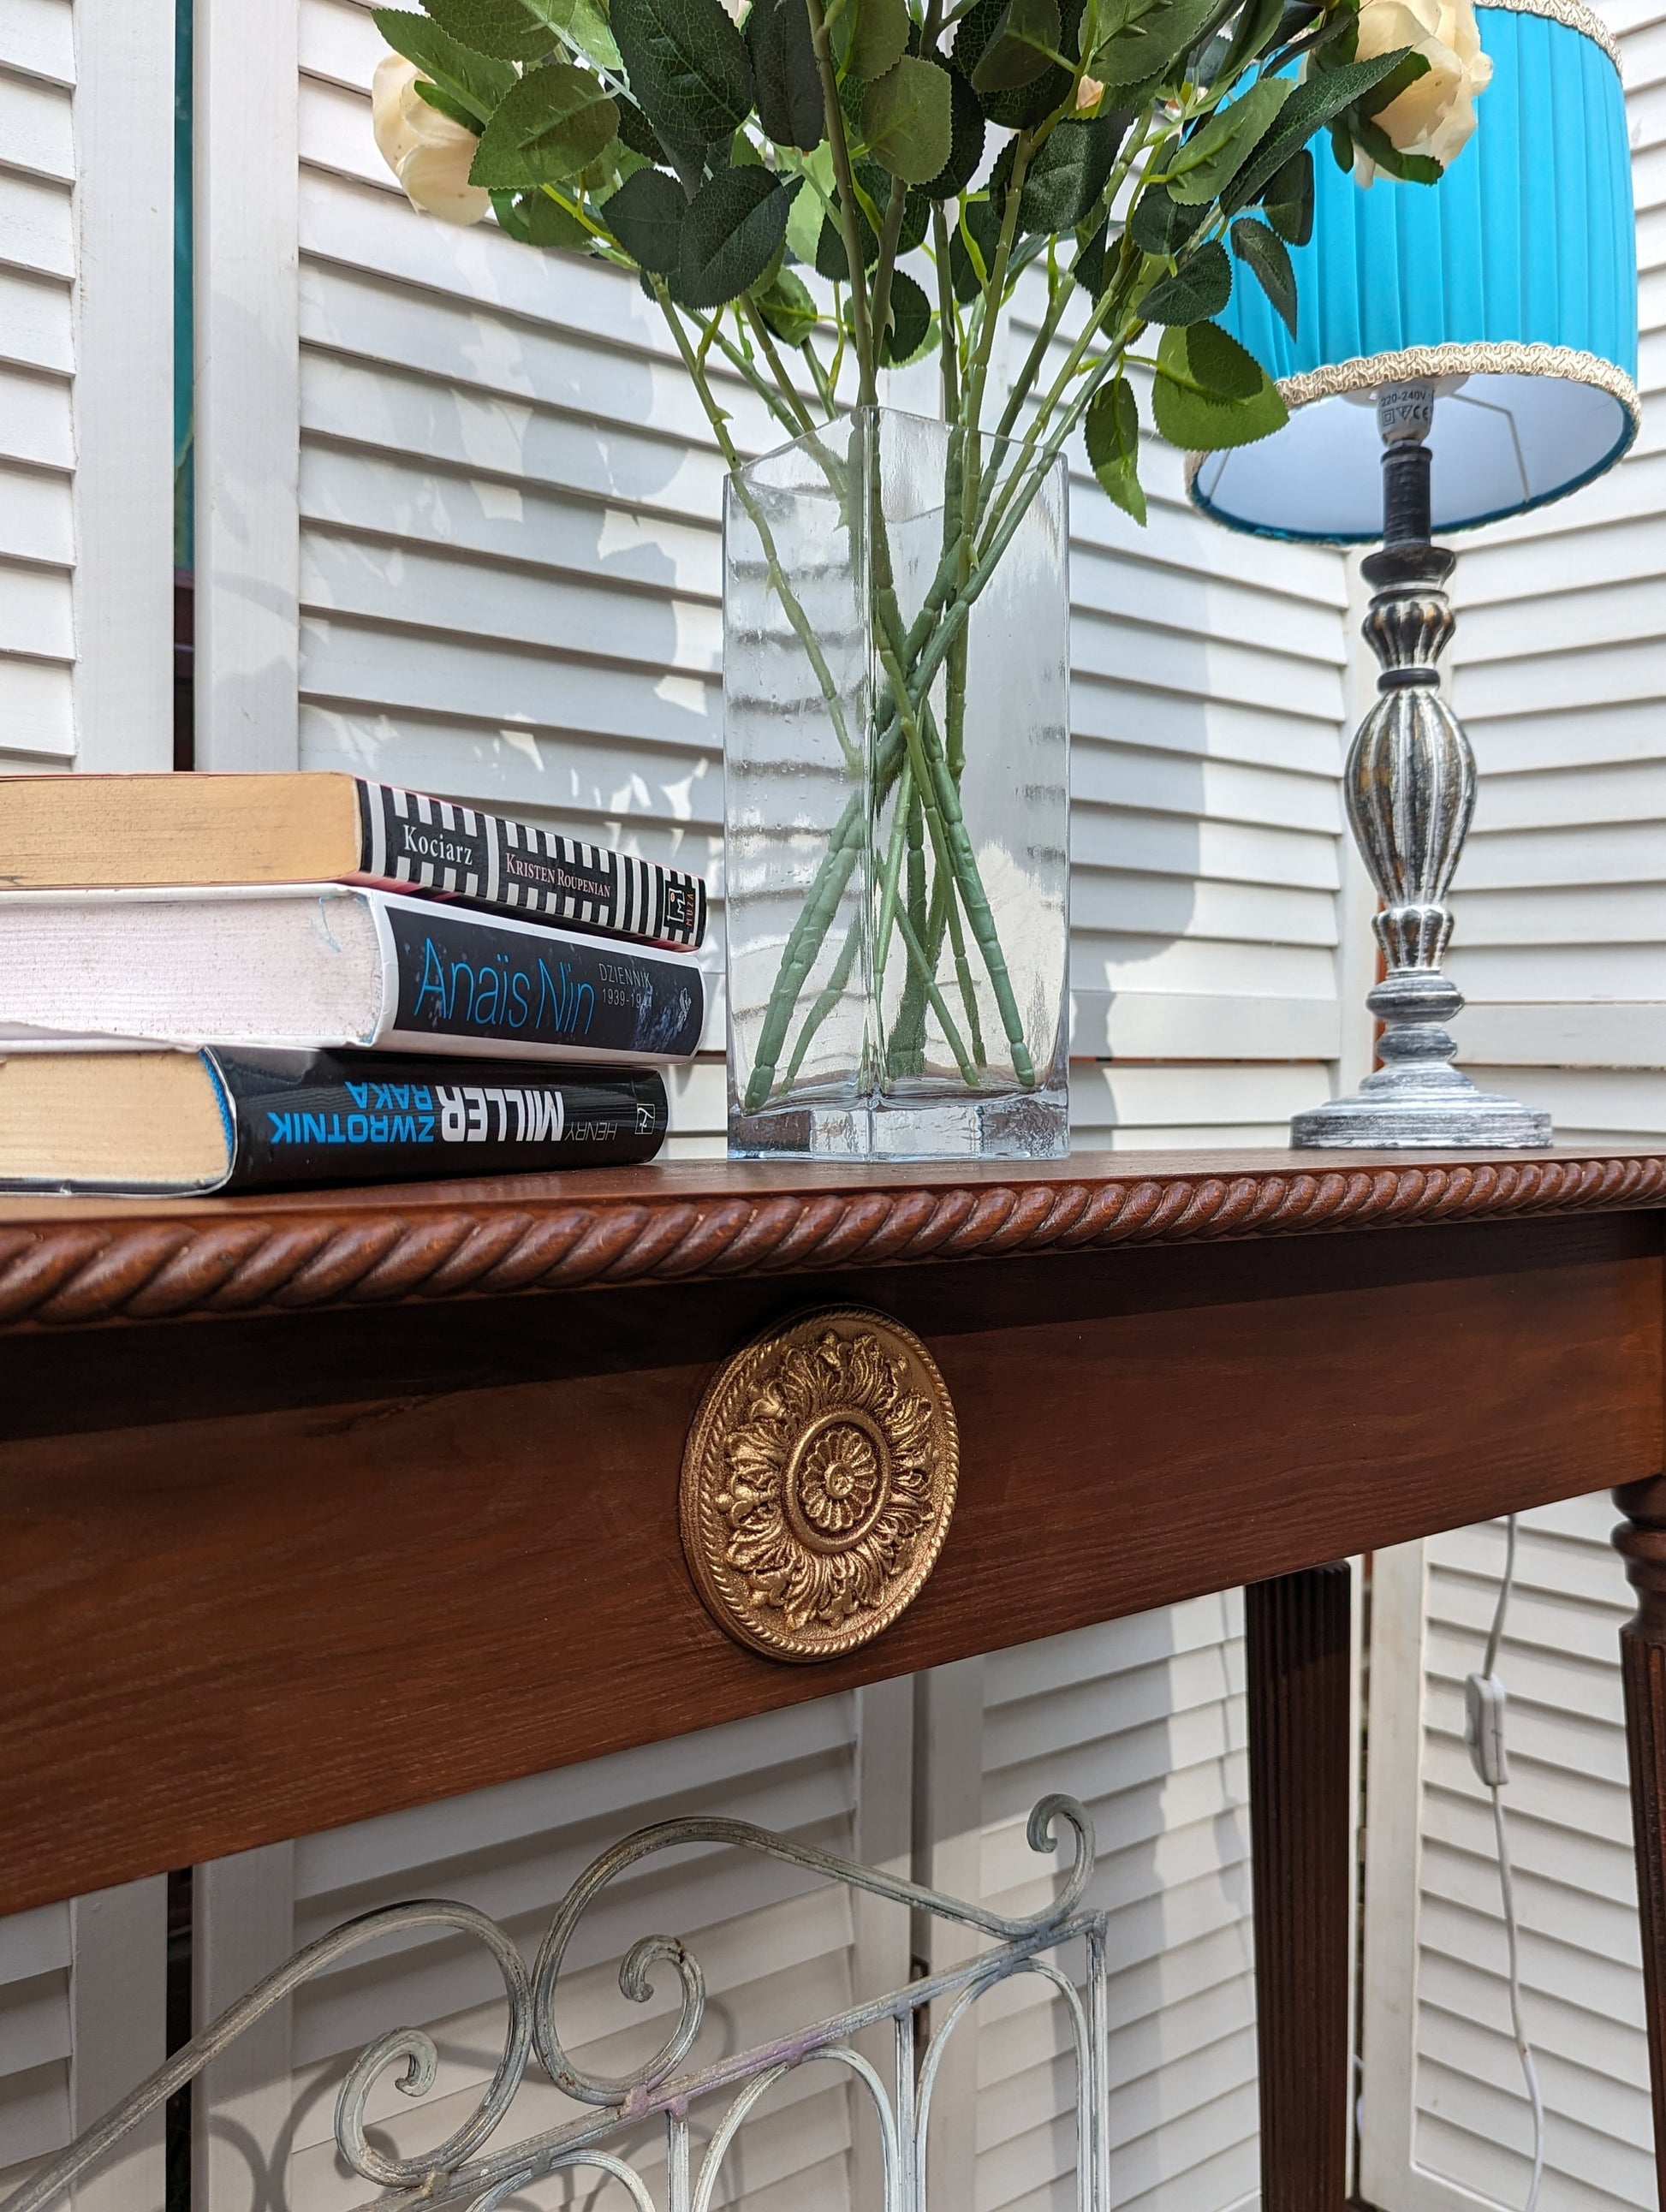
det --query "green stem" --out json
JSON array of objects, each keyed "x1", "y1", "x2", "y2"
[
  {"x1": 961, "y1": 134, "x2": 1032, "y2": 440},
  {"x1": 780, "y1": 907, "x2": 862, "y2": 1091},
  {"x1": 931, "y1": 203, "x2": 961, "y2": 424},
  {"x1": 889, "y1": 784, "x2": 929, "y2": 1074},
  {"x1": 891, "y1": 896, "x2": 977, "y2": 1085},
  {"x1": 878, "y1": 632, "x2": 1033, "y2": 1087},
  {"x1": 742, "y1": 295, "x2": 818, "y2": 441},
  {"x1": 655, "y1": 282, "x2": 863, "y2": 780},
  {"x1": 869, "y1": 181, "x2": 910, "y2": 381},
  {"x1": 802, "y1": 0, "x2": 876, "y2": 401},
  {"x1": 872, "y1": 756, "x2": 914, "y2": 1008}
]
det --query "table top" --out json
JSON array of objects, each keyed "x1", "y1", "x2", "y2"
[{"x1": 3, "y1": 1142, "x2": 1665, "y2": 1331}]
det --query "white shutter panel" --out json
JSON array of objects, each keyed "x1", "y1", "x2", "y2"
[
  {"x1": 1442, "y1": 0, "x2": 1665, "y2": 1136},
  {"x1": 907, "y1": 1597, "x2": 1259, "y2": 2212},
  {"x1": 1360, "y1": 1507, "x2": 1650, "y2": 2212},
  {"x1": 0, "y1": 1882, "x2": 168, "y2": 2210},
  {"x1": 193, "y1": 1686, "x2": 912, "y2": 2211},
  {"x1": 0, "y1": 0, "x2": 172, "y2": 776}
]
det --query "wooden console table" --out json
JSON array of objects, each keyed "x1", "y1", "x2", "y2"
[{"x1": 6, "y1": 1145, "x2": 1666, "y2": 2210}]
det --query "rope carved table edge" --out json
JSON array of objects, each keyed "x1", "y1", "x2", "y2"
[{"x1": 0, "y1": 1151, "x2": 1662, "y2": 1332}]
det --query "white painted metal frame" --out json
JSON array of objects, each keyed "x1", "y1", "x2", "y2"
[
  {"x1": 193, "y1": 0, "x2": 300, "y2": 770},
  {"x1": 1359, "y1": 1540, "x2": 1499, "y2": 2212},
  {"x1": 69, "y1": 0, "x2": 175, "y2": 773},
  {"x1": 6, "y1": 1799, "x2": 1107, "y2": 2212}
]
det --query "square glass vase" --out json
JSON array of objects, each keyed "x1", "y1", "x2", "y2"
[{"x1": 724, "y1": 406, "x2": 1070, "y2": 1162}]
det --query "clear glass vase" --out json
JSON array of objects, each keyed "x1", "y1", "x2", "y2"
[{"x1": 723, "y1": 407, "x2": 1069, "y2": 1161}]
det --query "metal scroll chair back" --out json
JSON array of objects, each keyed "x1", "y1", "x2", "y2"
[{"x1": 4, "y1": 1793, "x2": 1108, "y2": 2212}]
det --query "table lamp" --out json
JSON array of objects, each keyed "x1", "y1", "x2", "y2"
[{"x1": 1191, "y1": 0, "x2": 1639, "y2": 1146}]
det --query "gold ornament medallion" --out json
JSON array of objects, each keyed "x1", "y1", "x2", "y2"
[{"x1": 680, "y1": 1306, "x2": 959, "y2": 1662}]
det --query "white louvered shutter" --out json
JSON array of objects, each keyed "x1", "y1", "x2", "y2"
[
  {"x1": 1360, "y1": 1507, "x2": 1648, "y2": 2212},
  {"x1": 193, "y1": 1686, "x2": 913, "y2": 2210},
  {"x1": 1440, "y1": 0, "x2": 1665, "y2": 1136},
  {"x1": 1356, "y1": 7, "x2": 1664, "y2": 2202},
  {"x1": 0, "y1": 1882, "x2": 168, "y2": 2211},
  {"x1": 907, "y1": 1599, "x2": 1259, "y2": 2212},
  {"x1": 0, "y1": 0, "x2": 173, "y2": 777}
]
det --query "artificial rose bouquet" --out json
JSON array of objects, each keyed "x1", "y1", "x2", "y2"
[{"x1": 368, "y1": 0, "x2": 1487, "y2": 1117}]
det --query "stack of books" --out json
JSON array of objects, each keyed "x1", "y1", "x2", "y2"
[{"x1": 0, "y1": 772, "x2": 709, "y2": 1194}]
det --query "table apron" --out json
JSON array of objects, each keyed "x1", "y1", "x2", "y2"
[{"x1": 0, "y1": 1214, "x2": 1657, "y2": 1913}]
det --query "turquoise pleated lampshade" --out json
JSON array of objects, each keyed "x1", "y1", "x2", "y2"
[{"x1": 1190, "y1": 0, "x2": 1639, "y2": 540}]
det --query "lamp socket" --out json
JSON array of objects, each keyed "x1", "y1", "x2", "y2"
[{"x1": 1377, "y1": 379, "x2": 1437, "y2": 445}]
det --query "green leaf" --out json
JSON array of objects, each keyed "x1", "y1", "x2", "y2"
[
  {"x1": 612, "y1": 0, "x2": 753, "y2": 145},
  {"x1": 815, "y1": 205, "x2": 872, "y2": 277},
  {"x1": 837, "y1": 0, "x2": 911, "y2": 79},
  {"x1": 414, "y1": 77, "x2": 483, "y2": 130},
  {"x1": 1128, "y1": 182, "x2": 1207, "y2": 255},
  {"x1": 1091, "y1": 0, "x2": 1217, "y2": 97},
  {"x1": 1168, "y1": 75, "x2": 1290, "y2": 203},
  {"x1": 970, "y1": 0, "x2": 1059, "y2": 91},
  {"x1": 1226, "y1": 44, "x2": 1419, "y2": 210},
  {"x1": 1086, "y1": 378, "x2": 1146, "y2": 523},
  {"x1": 949, "y1": 190, "x2": 1000, "y2": 300},
  {"x1": 1073, "y1": 213, "x2": 1109, "y2": 296},
  {"x1": 1259, "y1": 146, "x2": 1312, "y2": 243},
  {"x1": 521, "y1": 186, "x2": 597, "y2": 243},
  {"x1": 1354, "y1": 45, "x2": 1431, "y2": 120},
  {"x1": 603, "y1": 164, "x2": 687, "y2": 267},
  {"x1": 468, "y1": 62, "x2": 620, "y2": 186},
  {"x1": 878, "y1": 266, "x2": 932, "y2": 361},
  {"x1": 1152, "y1": 319, "x2": 1287, "y2": 448},
  {"x1": 491, "y1": 187, "x2": 531, "y2": 237},
  {"x1": 784, "y1": 140, "x2": 835, "y2": 259},
  {"x1": 371, "y1": 11, "x2": 515, "y2": 120},
  {"x1": 1217, "y1": 0, "x2": 1282, "y2": 83},
  {"x1": 919, "y1": 64, "x2": 985, "y2": 198},
  {"x1": 423, "y1": 0, "x2": 554, "y2": 59},
  {"x1": 616, "y1": 94, "x2": 668, "y2": 157},
  {"x1": 1229, "y1": 213, "x2": 1294, "y2": 335},
  {"x1": 1139, "y1": 237, "x2": 1230, "y2": 324},
  {"x1": 862, "y1": 56, "x2": 953, "y2": 184},
  {"x1": 747, "y1": 0, "x2": 825, "y2": 148},
  {"x1": 757, "y1": 265, "x2": 820, "y2": 342},
  {"x1": 1348, "y1": 110, "x2": 1442, "y2": 182},
  {"x1": 952, "y1": 0, "x2": 1078, "y2": 122},
  {"x1": 1016, "y1": 106, "x2": 1128, "y2": 232},
  {"x1": 676, "y1": 164, "x2": 797, "y2": 304},
  {"x1": 527, "y1": 0, "x2": 622, "y2": 69}
]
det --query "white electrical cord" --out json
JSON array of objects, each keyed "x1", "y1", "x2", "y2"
[{"x1": 1464, "y1": 1514, "x2": 1546, "y2": 2212}]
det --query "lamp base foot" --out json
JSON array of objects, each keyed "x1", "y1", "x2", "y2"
[{"x1": 1291, "y1": 1073, "x2": 1552, "y2": 1151}]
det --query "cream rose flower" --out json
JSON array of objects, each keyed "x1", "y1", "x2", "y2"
[
  {"x1": 372, "y1": 51, "x2": 491, "y2": 226},
  {"x1": 1350, "y1": 0, "x2": 1492, "y2": 184}
]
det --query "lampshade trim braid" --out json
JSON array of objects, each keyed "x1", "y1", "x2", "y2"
[
  {"x1": 1486, "y1": 0, "x2": 1619, "y2": 68},
  {"x1": 1274, "y1": 341, "x2": 1639, "y2": 426}
]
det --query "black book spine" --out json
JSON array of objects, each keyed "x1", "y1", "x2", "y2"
[
  {"x1": 355, "y1": 781, "x2": 707, "y2": 948},
  {"x1": 215, "y1": 1050, "x2": 668, "y2": 1189},
  {"x1": 383, "y1": 901, "x2": 705, "y2": 1061}
]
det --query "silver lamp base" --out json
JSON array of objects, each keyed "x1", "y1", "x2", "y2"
[
  {"x1": 1292, "y1": 969, "x2": 1551, "y2": 1151},
  {"x1": 1290, "y1": 387, "x2": 1553, "y2": 1155},
  {"x1": 1292, "y1": 1072, "x2": 1552, "y2": 1150}
]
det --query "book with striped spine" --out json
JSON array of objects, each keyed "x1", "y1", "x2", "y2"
[{"x1": 0, "y1": 773, "x2": 708, "y2": 951}]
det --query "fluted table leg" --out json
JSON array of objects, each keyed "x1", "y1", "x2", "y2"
[
  {"x1": 1615, "y1": 1479, "x2": 1666, "y2": 2209},
  {"x1": 1247, "y1": 1564, "x2": 1353, "y2": 2212}
]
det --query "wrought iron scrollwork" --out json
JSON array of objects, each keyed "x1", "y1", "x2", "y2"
[{"x1": 2, "y1": 1794, "x2": 1105, "y2": 2212}]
